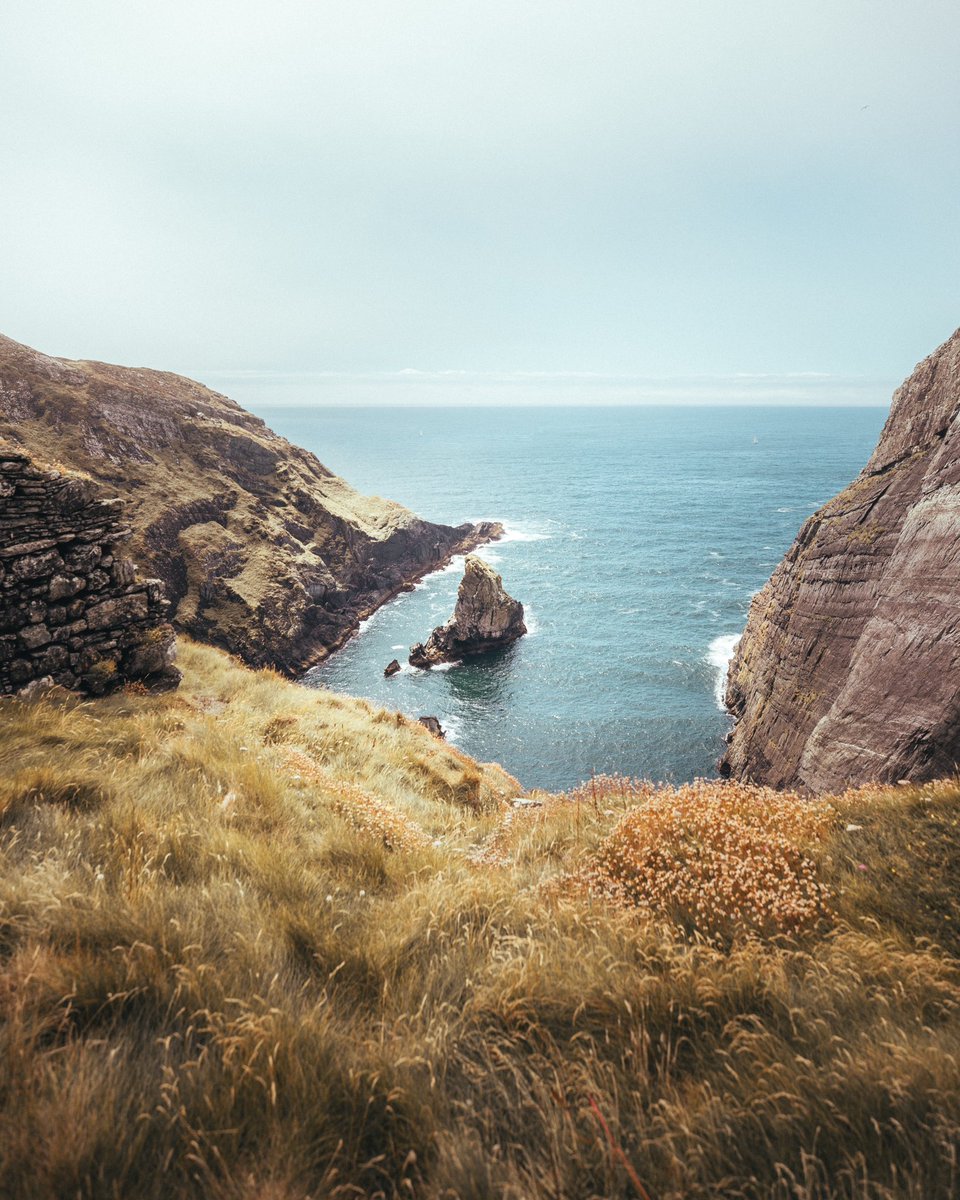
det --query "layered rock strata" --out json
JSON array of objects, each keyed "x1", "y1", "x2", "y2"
[
  {"x1": 0, "y1": 334, "x2": 500, "y2": 674},
  {"x1": 721, "y1": 327, "x2": 960, "y2": 791},
  {"x1": 409, "y1": 555, "x2": 526, "y2": 667},
  {"x1": 0, "y1": 443, "x2": 179, "y2": 695}
]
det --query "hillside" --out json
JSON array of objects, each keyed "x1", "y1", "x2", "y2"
[
  {"x1": 0, "y1": 334, "x2": 499, "y2": 674},
  {"x1": 722, "y1": 327, "x2": 960, "y2": 791},
  {"x1": 2, "y1": 643, "x2": 960, "y2": 1198}
]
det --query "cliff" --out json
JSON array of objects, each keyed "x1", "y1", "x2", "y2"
[
  {"x1": 722, "y1": 327, "x2": 960, "y2": 791},
  {"x1": 0, "y1": 441, "x2": 179, "y2": 694},
  {"x1": 0, "y1": 334, "x2": 499, "y2": 673}
]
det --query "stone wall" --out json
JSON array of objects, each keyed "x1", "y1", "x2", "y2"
[{"x1": 0, "y1": 444, "x2": 180, "y2": 695}]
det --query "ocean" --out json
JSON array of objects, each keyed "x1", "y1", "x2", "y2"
[{"x1": 255, "y1": 405, "x2": 888, "y2": 792}]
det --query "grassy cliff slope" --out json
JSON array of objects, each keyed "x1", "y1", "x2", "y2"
[
  {"x1": 0, "y1": 334, "x2": 499, "y2": 674},
  {"x1": 2, "y1": 645, "x2": 960, "y2": 1199}
]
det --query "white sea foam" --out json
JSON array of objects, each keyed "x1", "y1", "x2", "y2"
[
  {"x1": 439, "y1": 713, "x2": 463, "y2": 743},
  {"x1": 707, "y1": 633, "x2": 741, "y2": 710},
  {"x1": 499, "y1": 523, "x2": 552, "y2": 543}
]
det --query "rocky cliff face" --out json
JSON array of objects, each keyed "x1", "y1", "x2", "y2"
[
  {"x1": 722, "y1": 327, "x2": 960, "y2": 791},
  {"x1": 0, "y1": 442, "x2": 179, "y2": 695},
  {"x1": 0, "y1": 334, "x2": 500, "y2": 674},
  {"x1": 409, "y1": 555, "x2": 526, "y2": 667}
]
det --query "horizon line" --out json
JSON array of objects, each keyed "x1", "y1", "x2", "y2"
[{"x1": 194, "y1": 367, "x2": 897, "y2": 408}]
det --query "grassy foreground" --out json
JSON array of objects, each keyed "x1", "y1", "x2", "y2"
[{"x1": 2, "y1": 641, "x2": 960, "y2": 1199}]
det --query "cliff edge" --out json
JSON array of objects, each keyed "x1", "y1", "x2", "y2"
[
  {"x1": 0, "y1": 334, "x2": 499, "y2": 674},
  {"x1": 722, "y1": 327, "x2": 960, "y2": 791}
]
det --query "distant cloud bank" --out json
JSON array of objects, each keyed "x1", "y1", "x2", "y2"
[{"x1": 201, "y1": 368, "x2": 895, "y2": 408}]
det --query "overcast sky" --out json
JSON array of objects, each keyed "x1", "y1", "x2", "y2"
[{"x1": 1, "y1": 1, "x2": 958, "y2": 404}]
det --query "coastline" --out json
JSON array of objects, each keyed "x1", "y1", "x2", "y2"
[{"x1": 295, "y1": 519, "x2": 505, "y2": 674}]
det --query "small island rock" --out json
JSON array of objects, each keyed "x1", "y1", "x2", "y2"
[
  {"x1": 409, "y1": 555, "x2": 526, "y2": 668},
  {"x1": 384, "y1": 659, "x2": 401, "y2": 677},
  {"x1": 418, "y1": 716, "x2": 445, "y2": 738}
]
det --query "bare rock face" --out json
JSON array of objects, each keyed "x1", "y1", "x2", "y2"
[
  {"x1": 721, "y1": 327, "x2": 960, "y2": 792},
  {"x1": 0, "y1": 333, "x2": 501, "y2": 674},
  {"x1": 409, "y1": 556, "x2": 526, "y2": 667}
]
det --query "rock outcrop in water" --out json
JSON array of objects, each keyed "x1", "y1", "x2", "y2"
[
  {"x1": 409, "y1": 555, "x2": 526, "y2": 668},
  {"x1": 0, "y1": 333, "x2": 501, "y2": 674},
  {"x1": 721, "y1": 327, "x2": 960, "y2": 791}
]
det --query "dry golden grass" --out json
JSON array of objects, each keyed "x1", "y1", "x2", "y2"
[{"x1": 1, "y1": 642, "x2": 960, "y2": 1198}]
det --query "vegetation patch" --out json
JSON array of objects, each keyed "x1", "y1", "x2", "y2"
[
  {"x1": 1, "y1": 642, "x2": 959, "y2": 1198},
  {"x1": 579, "y1": 778, "x2": 835, "y2": 942}
]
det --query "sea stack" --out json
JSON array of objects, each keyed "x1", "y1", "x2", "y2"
[
  {"x1": 721, "y1": 327, "x2": 960, "y2": 791},
  {"x1": 409, "y1": 556, "x2": 526, "y2": 668}
]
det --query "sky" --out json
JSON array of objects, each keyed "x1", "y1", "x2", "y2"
[{"x1": 1, "y1": 0, "x2": 958, "y2": 405}]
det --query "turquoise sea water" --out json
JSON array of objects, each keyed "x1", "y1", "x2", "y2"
[{"x1": 254, "y1": 406, "x2": 888, "y2": 791}]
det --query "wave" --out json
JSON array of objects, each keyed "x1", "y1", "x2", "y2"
[
  {"x1": 439, "y1": 712, "x2": 462, "y2": 743},
  {"x1": 498, "y1": 523, "x2": 553, "y2": 543},
  {"x1": 408, "y1": 658, "x2": 460, "y2": 673},
  {"x1": 357, "y1": 611, "x2": 383, "y2": 635},
  {"x1": 706, "y1": 633, "x2": 741, "y2": 710}
]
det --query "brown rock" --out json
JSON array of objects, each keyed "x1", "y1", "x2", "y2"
[
  {"x1": 418, "y1": 716, "x2": 445, "y2": 738},
  {"x1": 85, "y1": 593, "x2": 149, "y2": 631},
  {"x1": 11, "y1": 549, "x2": 62, "y2": 580},
  {"x1": 721, "y1": 327, "x2": 960, "y2": 791},
  {"x1": 409, "y1": 556, "x2": 526, "y2": 668},
  {"x1": 19, "y1": 623, "x2": 51, "y2": 650},
  {"x1": 49, "y1": 574, "x2": 86, "y2": 601},
  {"x1": 384, "y1": 659, "x2": 401, "y2": 677},
  {"x1": 121, "y1": 622, "x2": 180, "y2": 690}
]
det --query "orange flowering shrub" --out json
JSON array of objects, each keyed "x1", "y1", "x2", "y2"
[{"x1": 579, "y1": 779, "x2": 836, "y2": 941}]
